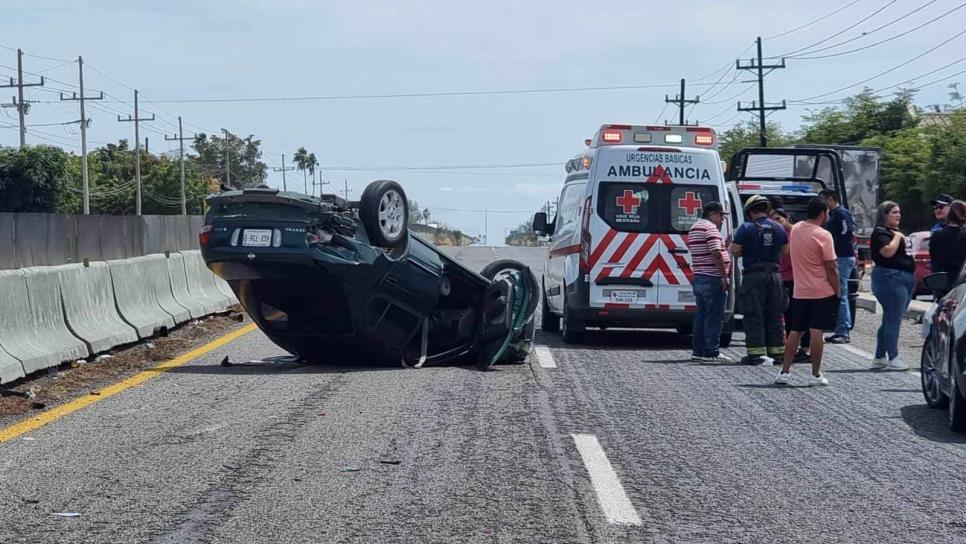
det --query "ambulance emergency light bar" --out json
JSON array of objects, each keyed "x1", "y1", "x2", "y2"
[{"x1": 593, "y1": 124, "x2": 717, "y2": 148}]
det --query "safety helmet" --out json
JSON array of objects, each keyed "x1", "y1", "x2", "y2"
[{"x1": 744, "y1": 194, "x2": 770, "y2": 211}]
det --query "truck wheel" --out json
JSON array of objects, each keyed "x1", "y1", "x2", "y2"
[
  {"x1": 540, "y1": 279, "x2": 560, "y2": 332},
  {"x1": 360, "y1": 180, "x2": 408, "y2": 248},
  {"x1": 561, "y1": 298, "x2": 584, "y2": 343}
]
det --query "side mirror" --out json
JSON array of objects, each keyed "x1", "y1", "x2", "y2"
[
  {"x1": 533, "y1": 212, "x2": 548, "y2": 236},
  {"x1": 924, "y1": 272, "x2": 950, "y2": 295}
]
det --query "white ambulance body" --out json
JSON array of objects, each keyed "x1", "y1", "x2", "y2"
[{"x1": 534, "y1": 124, "x2": 738, "y2": 342}]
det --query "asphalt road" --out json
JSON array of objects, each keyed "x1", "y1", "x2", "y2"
[{"x1": 2, "y1": 246, "x2": 964, "y2": 544}]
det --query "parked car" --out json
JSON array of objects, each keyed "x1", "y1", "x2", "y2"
[
  {"x1": 919, "y1": 270, "x2": 966, "y2": 432},
  {"x1": 200, "y1": 181, "x2": 537, "y2": 370},
  {"x1": 909, "y1": 231, "x2": 932, "y2": 295}
]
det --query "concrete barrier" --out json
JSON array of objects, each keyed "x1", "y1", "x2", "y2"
[
  {"x1": 0, "y1": 268, "x2": 90, "y2": 376},
  {"x1": 165, "y1": 253, "x2": 207, "y2": 320},
  {"x1": 136, "y1": 255, "x2": 190, "y2": 325},
  {"x1": 181, "y1": 250, "x2": 230, "y2": 313},
  {"x1": 108, "y1": 258, "x2": 176, "y2": 339},
  {"x1": 56, "y1": 262, "x2": 138, "y2": 354},
  {"x1": 214, "y1": 275, "x2": 238, "y2": 305},
  {"x1": 0, "y1": 344, "x2": 22, "y2": 385}
]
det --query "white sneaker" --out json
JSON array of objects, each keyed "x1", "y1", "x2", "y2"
[
  {"x1": 872, "y1": 357, "x2": 888, "y2": 368},
  {"x1": 710, "y1": 354, "x2": 735, "y2": 363},
  {"x1": 760, "y1": 356, "x2": 775, "y2": 366},
  {"x1": 774, "y1": 371, "x2": 791, "y2": 385},
  {"x1": 886, "y1": 357, "x2": 908, "y2": 371},
  {"x1": 808, "y1": 373, "x2": 829, "y2": 386}
]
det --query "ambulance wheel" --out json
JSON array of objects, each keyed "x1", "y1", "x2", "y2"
[
  {"x1": 360, "y1": 180, "x2": 408, "y2": 248},
  {"x1": 561, "y1": 298, "x2": 584, "y2": 343},
  {"x1": 540, "y1": 280, "x2": 560, "y2": 332}
]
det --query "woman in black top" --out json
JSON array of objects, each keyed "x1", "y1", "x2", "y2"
[
  {"x1": 869, "y1": 201, "x2": 916, "y2": 369},
  {"x1": 929, "y1": 200, "x2": 966, "y2": 280}
]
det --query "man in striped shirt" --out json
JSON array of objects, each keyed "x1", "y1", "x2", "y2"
[{"x1": 687, "y1": 201, "x2": 732, "y2": 362}]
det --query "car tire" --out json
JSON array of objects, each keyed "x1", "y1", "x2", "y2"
[
  {"x1": 360, "y1": 180, "x2": 408, "y2": 248},
  {"x1": 719, "y1": 333, "x2": 733, "y2": 349},
  {"x1": 561, "y1": 297, "x2": 584, "y2": 344},
  {"x1": 920, "y1": 333, "x2": 949, "y2": 409},
  {"x1": 949, "y1": 360, "x2": 966, "y2": 433},
  {"x1": 540, "y1": 279, "x2": 560, "y2": 333}
]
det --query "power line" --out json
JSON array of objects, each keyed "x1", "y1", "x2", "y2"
[
  {"x1": 104, "y1": 81, "x2": 765, "y2": 105},
  {"x1": 790, "y1": 2, "x2": 966, "y2": 60},
  {"x1": 763, "y1": 0, "x2": 865, "y2": 40},
  {"x1": 791, "y1": 63, "x2": 966, "y2": 106},
  {"x1": 790, "y1": 28, "x2": 966, "y2": 102},
  {"x1": 773, "y1": 0, "x2": 904, "y2": 58}
]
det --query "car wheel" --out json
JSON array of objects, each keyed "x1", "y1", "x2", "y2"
[
  {"x1": 540, "y1": 279, "x2": 560, "y2": 332},
  {"x1": 920, "y1": 333, "x2": 949, "y2": 409},
  {"x1": 949, "y1": 360, "x2": 966, "y2": 433},
  {"x1": 561, "y1": 297, "x2": 584, "y2": 343},
  {"x1": 360, "y1": 180, "x2": 408, "y2": 248}
]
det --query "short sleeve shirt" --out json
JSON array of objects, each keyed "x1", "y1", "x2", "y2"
[
  {"x1": 790, "y1": 221, "x2": 837, "y2": 299},
  {"x1": 732, "y1": 217, "x2": 788, "y2": 269},
  {"x1": 687, "y1": 219, "x2": 730, "y2": 277}
]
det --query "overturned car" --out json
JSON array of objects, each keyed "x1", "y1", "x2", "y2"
[{"x1": 200, "y1": 180, "x2": 537, "y2": 369}]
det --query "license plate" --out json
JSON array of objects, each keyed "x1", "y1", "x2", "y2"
[
  {"x1": 610, "y1": 290, "x2": 638, "y2": 304},
  {"x1": 242, "y1": 229, "x2": 272, "y2": 247},
  {"x1": 677, "y1": 290, "x2": 695, "y2": 303}
]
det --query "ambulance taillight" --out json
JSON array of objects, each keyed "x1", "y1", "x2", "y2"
[
  {"x1": 579, "y1": 196, "x2": 593, "y2": 273},
  {"x1": 694, "y1": 133, "x2": 715, "y2": 146}
]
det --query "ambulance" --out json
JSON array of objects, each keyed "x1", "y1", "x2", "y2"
[{"x1": 532, "y1": 124, "x2": 740, "y2": 343}]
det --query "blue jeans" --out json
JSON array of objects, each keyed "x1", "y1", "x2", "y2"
[
  {"x1": 871, "y1": 267, "x2": 915, "y2": 360},
  {"x1": 835, "y1": 256, "x2": 856, "y2": 335},
  {"x1": 692, "y1": 274, "x2": 726, "y2": 357}
]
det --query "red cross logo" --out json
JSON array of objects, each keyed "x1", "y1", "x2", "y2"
[
  {"x1": 615, "y1": 190, "x2": 641, "y2": 214},
  {"x1": 677, "y1": 191, "x2": 702, "y2": 215},
  {"x1": 645, "y1": 165, "x2": 674, "y2": 184}
]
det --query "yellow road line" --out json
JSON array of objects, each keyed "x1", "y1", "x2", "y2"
[{"x1": 0, "y1": 322, "x2": 258, "y2": 445}]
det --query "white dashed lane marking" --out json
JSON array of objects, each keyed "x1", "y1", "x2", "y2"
[
  {"x1": 533, "y1": 346, "x2": 557, "y2": 369},
  {"x1": 571, "y1": 434, "x2": 643, "y2": 526},
  {"x1": 839, "y1": 344, "x2": 873, "y2": 360}
]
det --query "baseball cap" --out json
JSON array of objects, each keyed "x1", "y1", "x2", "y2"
[
  {"x1": 931, "y1": 193, "x2": 954, "y2": 206},
  {"x1": 702, "y1": 201, "x2": 728, "y2": 218}
]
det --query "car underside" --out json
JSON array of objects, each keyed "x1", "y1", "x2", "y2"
[{"x1": 200, "y1": 181, "x2": 537, "y2": 369}]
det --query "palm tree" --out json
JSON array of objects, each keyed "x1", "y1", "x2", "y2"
[
  {"x1": 306, "y1": 153, "x2": 318, "y2": 196},
  {"x1": 293, "y1": 147, "x2": 309, "y2": 194}
]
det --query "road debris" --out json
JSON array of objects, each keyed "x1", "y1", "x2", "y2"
[
  {"x1": 379, "y1": 460, "x2": 402, "y2": 465},
  {"x1": 339, "y1": 466, "x2": 362, "y2": 472}
]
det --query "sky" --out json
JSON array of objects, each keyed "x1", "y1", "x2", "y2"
[{"x1": 3, "y1": 0, "x2": 965, "y2": 244}]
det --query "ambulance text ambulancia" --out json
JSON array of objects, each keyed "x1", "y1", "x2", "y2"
[{"x1": 533, "y1": 124, "x2": 739, "y2": 343}]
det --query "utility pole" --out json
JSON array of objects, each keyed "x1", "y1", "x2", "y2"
[
  {"x1": 343, "y1": 179, "x2": 352, "y2": 201},
  {"x1": 484, "y1": 210, "x2": 488, "y2": 246},
  {"x1": 165, "y1": 116, "x2": 196, "y2": 215},
  {"x1": 60, "y1": 56, "x2": 103, "y2": 214},
  {"x1": 117, "y1": 89, "x2": 155, "y2": 215},
  {"x1": 665, "y1": 79, "x2": 699, "y2": 126},
  {"x1": 314, "y1": 171, "x2": 331, "y2": 197},
  {"x1": 272, "y1": 154, "x2": 295, "y2": 191},
  {"x1": 245, "y1": 136, "x2": 255, "y2": 186},
  {"x1": 737, "y1": 36, "x2": 787, "y2": 147},
  {"x1": 0, "y1": 49, "x2": 45, "y2": 148},
  {"x1": 222, "y1": 128, "x2": 231, "y2": 188}
]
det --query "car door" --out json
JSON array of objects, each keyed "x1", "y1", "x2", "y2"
[
  {"x1": 658, "y1": 184, "x2": 723, "y2": 310},
  {"x1": 545, "y1": 181, "x2": 584, "y2": 312}
]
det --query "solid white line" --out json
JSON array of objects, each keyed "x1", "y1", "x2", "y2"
[
  {"x1": 571, "y1": 434, "x2": 643, "y2": 526},
  {"x1": 534, "y1": 346, "x2": 557, "y2": 369},
  {"x1": 838, "y1": 344, "x2": 873, "y2": 360}
]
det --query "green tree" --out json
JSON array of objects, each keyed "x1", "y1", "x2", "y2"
[
  {"x1": 0, "y1": 145, "x2": 72, "y2": 212},
  {"x1": 717, "y1": 120, "x2": 791, "y2": 165},
  {"x1": 797, "y1": 89, "x2": 916, "y2": 144},
  {"x1": 191, "y1": 130, "x2": 267, "y2": 188}
]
